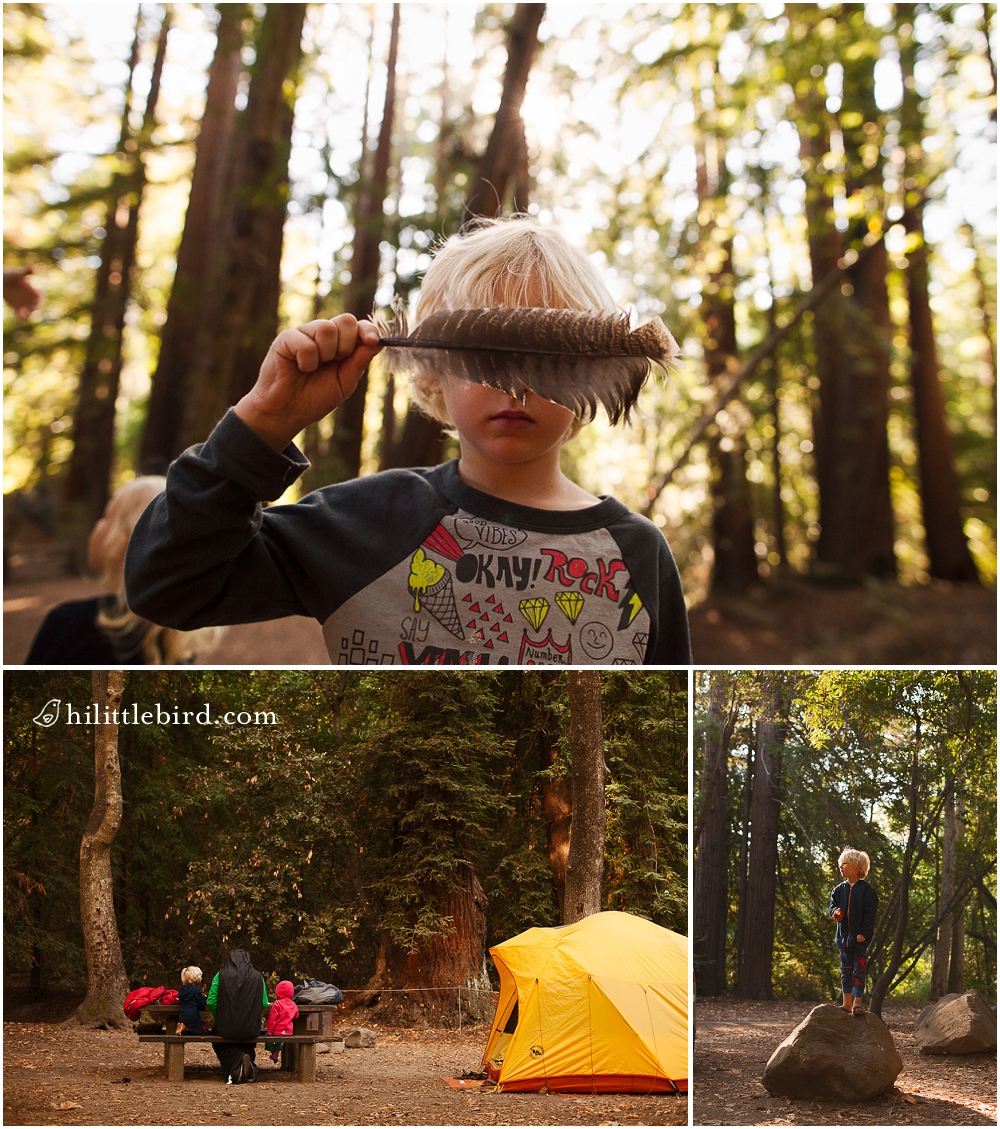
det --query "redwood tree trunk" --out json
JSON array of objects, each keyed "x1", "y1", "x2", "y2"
[
  {"x1": 929, "y1": 770, "x2": 956, "y2": 999},
  {"x1": 329, "y1": 3, "x2": 400, "y2": 482},
  {"x1": 466, "y1": 4, "x2": 545, "y2": 218},
  {"x1": 539, "y1": 724, "x2": 571, "y2": 915},
  {"x1": 63, "y1": 670, "x2": 130, "y2": 1028},
  {"x1": 64, "y1": 11, "x2": 169, "y2": 526},
  {"x1": 563, "y1": 671, "x2": 606, "y2": 924},
  {"x1": 365, "y1": 868, "x2": 492, "y2": 1026},
  {"x1": 182, "y1": 4, "x2": 307, "y2": 448},
  {"x1": 694, "y1": 673, "x2": 733, "y2": 996},
  {"x1": 139, "y1": 3, "x2": 246, "y2": 472},
  {"x1": 736, "y1": 676, "x2": 785, "y2": 999}
]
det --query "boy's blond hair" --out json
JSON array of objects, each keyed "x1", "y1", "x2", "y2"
[
  {"x1": 838, "y1": 848, "x2": 871, "y2": 878},
  {"x1": 180, "y1": 965, "x2": 203, "y2": 985},
  {"x1": 407, "y1": 217, "x2": 617, "y2": 427}
]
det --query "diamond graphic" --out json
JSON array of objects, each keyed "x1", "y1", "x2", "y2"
[
  {"x1": 519, "y1": 597, "x2": 550, "y2": 631},
  {"x1": 632, "y1": 632, "x2": 649, "y2": 662},
  {"x1": 555, "y1": 591, "x2": 584, "y2": 624}
]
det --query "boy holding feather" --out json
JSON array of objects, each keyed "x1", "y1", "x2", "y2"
[{"x1": 126, "y1": 219, "x2": 690, "y2": 665}]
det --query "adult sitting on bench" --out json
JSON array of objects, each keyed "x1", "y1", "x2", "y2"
[{"x1": 208, "y1": 949, "x2": 269, "y2": 1085}]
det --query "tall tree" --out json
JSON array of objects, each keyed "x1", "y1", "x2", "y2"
[
  {"x1": 139, "y1": 4, "x2": 247, "y2": 472},
  {"x1": 693, "y1": 672, "x2": 734, "y2": 995},
  {"x1": 63, "y1": 10, "x2": 170, "y2": 527},
  {"x1": 466, "y1": 4, "x2": 545, "y2": 218},
  {"x1": 563, "y1": 671, "x2": 606, "y2": 924},
  {"x1": 737, "y1": 675, "x2": 785, "y2": 999},
  {"x1": 181, "y1": 3, "x2": 307, "y2": 448},
  {"x1": 328, "y1": 3, "x2": 401, "y2": 482},
  {"x1": 63, "y1": 670, "x2": 130, "y2": 1028},
  {"x1": 897, "y1": 11, "x2": 980, "y2": 582}
]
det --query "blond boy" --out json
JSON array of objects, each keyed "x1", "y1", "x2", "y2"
[
  {"x1": 830, "y1": 848, "x2": 878, "y2": 1014},
  {"x1": 125, "y1": 220, "x2": 690, "y2": 665}
]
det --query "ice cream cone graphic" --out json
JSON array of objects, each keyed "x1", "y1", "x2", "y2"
[{"x1": 408, "y1": 550, "x2": 464, "y2": 639}]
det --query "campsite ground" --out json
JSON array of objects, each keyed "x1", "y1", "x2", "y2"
[
  {"x1": 3, "y1": 1021, "x2": 686, "y2": 1127},
  {"x1": 694, "y1": 997, "x2": 997, "y2": 1126},
  {"x1": 4, "y1": 572, "x2": 995, "y2": 665}
]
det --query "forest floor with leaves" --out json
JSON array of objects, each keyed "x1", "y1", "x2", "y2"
[
  {"x1": 5, "y1": 571, "x2": 995, "y2": 665},
  {"x1": 694, "y1": 997, "x2": 997, "y2": 1126},
  {"x1": 2, "y1": 1021, "x2": 686, "y2": 1127}
]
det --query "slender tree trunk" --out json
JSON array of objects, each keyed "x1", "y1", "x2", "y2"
[
  {"x1": 735, "y1": 735, "x2": 754, "y2": 987},
  {"x1": 929, "y1": 770, "x2": 956, "y2": 998},
  {"x1": 329, "y1": 3, "x2": 400, "y2": 482},
  {"x1": 737, "y1": 676, "x2": 785, "y2": 999},
  {"x1": 563, "y1": 671, "x2": 605, "y2": 924},
  {"x1": 870, "y1": 726, "x2": 921, "y2": 1017},
  {"x1": 63, "y1": 671, "x2": 130, "y2": 1028},
  {"x1": 539, "y1": 724, "x2": 571, "y2": 915},
  {"x1": 182, "y1": 4, "x2": 307, "y2": 448},
  {"x1": 466, "y1": 4, "x2": 545, "y2": 218},
  {"x1": 898, "y1": 19, "x2": 980, "y2": 582},
  {"x1": 64, "y1": 11, "x2": 169, "y2": 526},
  {"x1": 139, "y1": 3, "x2": 246, "y2": 472},
  {"x1": 765, "y1": 294, "x2": 788, "y2": 570},
  {"x1": 694, "y1": 673, "x2": 734, "y2": 995}
]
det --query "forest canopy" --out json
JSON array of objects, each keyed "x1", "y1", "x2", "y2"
[
  {"x1": 4, "y1": 669, "x2": 687, "y2": 998},
  {"x1": 3, "y1": 2, "x2": 996, "y2": 605}
]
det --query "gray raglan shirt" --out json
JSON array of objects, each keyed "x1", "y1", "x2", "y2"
[{"x1": 124, "y1": 410, "x2": 691, "y2": 666}]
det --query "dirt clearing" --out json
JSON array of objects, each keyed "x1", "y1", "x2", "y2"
[
  {"x1": 694, "y1": 998, "x2": 996, "y2": 1126},
  {"x1": 3, "y1": 1022, "x2": 686, "y2": 1126}
]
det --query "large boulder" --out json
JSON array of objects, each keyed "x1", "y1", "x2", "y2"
[
  {"x1": 762, "y1": 1003, "x2": 903, "y2": 1100},
  {"x1": 915, "y1": 990, "x2": 997, "y2": 1055}
]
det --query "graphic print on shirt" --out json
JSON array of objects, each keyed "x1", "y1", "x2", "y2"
[{"x1": 321, "y1": 511, "x2": 652, "y2": 666}]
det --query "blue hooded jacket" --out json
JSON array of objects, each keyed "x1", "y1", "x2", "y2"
[{"x1": 830, "y1": 879, "x2": 878, "y2": 946}]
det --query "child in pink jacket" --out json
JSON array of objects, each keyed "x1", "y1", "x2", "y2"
[{"x1": 265, "y1": 980, "x2": 299, "y2": 1063}]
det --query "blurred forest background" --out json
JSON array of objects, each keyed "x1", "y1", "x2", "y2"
[
  {"x1": 4, "y1": 669, "x2": 686, "y2": 1023},
  {"x1": 3, "y1": 2, "x2": 996, "y2": 661},
  {"x1": 693, "y1": 669, "x2": 996, "y2": 1012}
]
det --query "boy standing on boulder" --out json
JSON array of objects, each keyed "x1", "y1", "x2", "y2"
[{"x1": 830, "y1": 848, "x2": 878, "y2": 1014}]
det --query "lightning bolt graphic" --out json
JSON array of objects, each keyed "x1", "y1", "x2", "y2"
[{"x1": 617, "y1": 582, "x2": 644, "y2": 630}]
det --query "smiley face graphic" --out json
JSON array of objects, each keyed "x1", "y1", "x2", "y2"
[{"x1": 579, "y1": 621, "x2": 613, "y2": 660}]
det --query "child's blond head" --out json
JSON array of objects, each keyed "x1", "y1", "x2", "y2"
[
  {"x1": 180, "y1": 965, "x2": 203, "y2": 985},
  {"x1": 838, "y1": 848, "x2": 870, "y2": 878},
  {"x1": 407, "y1": 217, "x2": 616, "y2": 426}
]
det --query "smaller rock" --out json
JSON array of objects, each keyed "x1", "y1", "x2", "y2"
[
  {"x1": 340, "y1": 1026, "x2": 376, "y2": 1048},
  {"x1": 316, "y1": 1040, "x2": 346, "y2": 1054},
  {"x1": 915, "y1": 990, "x2": 997, "y2": 1055},
  {"x1": 916, "y1": 993, "x2": 960, "y2": 1028}
]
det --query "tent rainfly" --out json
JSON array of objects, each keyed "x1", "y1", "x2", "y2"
[{"x1": 481, "y1": 910, "x2": 688, "y2": 1093}]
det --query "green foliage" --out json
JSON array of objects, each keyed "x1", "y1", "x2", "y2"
[{"x1": 4, "y1": 669, "x2": 687, "y2": 991}]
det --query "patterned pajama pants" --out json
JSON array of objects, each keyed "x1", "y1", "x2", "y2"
[{"x1": 839, "y1": 942, "x2": 868, "y2": 998}]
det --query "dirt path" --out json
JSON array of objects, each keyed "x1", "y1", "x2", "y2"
[
  {"x1": 694, "y1": 998, "x2": 996, "y2": 1126},
  {"x1": 3, "y1": 1023, "x2": 686, "y2": 1127}
]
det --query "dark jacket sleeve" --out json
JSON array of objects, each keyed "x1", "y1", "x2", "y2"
[
  {"x1": 124, "y1": 410, "x2": 313, "y2": 628},
  {"x1": 607, "y1": 512, "x2": 691, "y2": 664}
]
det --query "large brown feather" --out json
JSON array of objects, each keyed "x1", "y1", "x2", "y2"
[{"x1": 379, "y1": 307, "x2": 678, "y2": 424}]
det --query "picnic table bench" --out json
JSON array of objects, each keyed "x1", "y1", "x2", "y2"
[{"x1": 140, "y1": 1003, "x2": 340, "y2": 1083}]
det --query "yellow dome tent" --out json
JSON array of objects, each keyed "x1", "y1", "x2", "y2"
[{"x1": 481, "y1": 910, "x2": 688, "y2": 1093}]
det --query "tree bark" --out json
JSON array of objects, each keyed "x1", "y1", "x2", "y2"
[
  {"x1": 63, "y1": 10, "x2": 169, "y2": 527},
  {"x1": 737, "y1": 676, "x2": 785, "y2": 999},
  {"x1": 563, "y1": 671, "x2": 605, "y2": 924},
  {"x1": 466, "y1": 4, "x2": 545, "y2": 218},
  {"x1": 539, "y1": 721, "x2": 571, "y2": 916},
  {"x1": 182, "y1": 3, "x2": 307, "y2": 448},
  {"x1": 929, "y1": 769, "x2": 956, "y2": 998},
  {"x1": 63, "y1": 670, "x2": 131, "y2": 1028},
  {"x1": 694, "y1": 673, "x2": 734, "y2": 995},
  {"x1": 139, "y1": 3, "x2": 247, "y2": 472},
  {"x1": 363, "y1": 868, "x2": 492, "y2": 1026},
  {"x1": 898, "y1": 18, "x2": 980, "y2": 582},
  {"x1": 870, "y1": 726, "x2": 921, "y2": 1017},
  {"x1": 328, "y1": 3, "x2": 400, "y2": 482}
]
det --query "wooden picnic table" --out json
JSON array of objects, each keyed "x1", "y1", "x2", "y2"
[{"x1": 141, "y1": 1002, "x2": 341, "y2": 1082}]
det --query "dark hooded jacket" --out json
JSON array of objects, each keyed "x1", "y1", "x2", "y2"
[
  {"x1": 210, "y1": 950, "x2": 267, "y2": 1042},
  {"x1": 829, "y1": 879, "x2": 878, "y2": 947}
]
